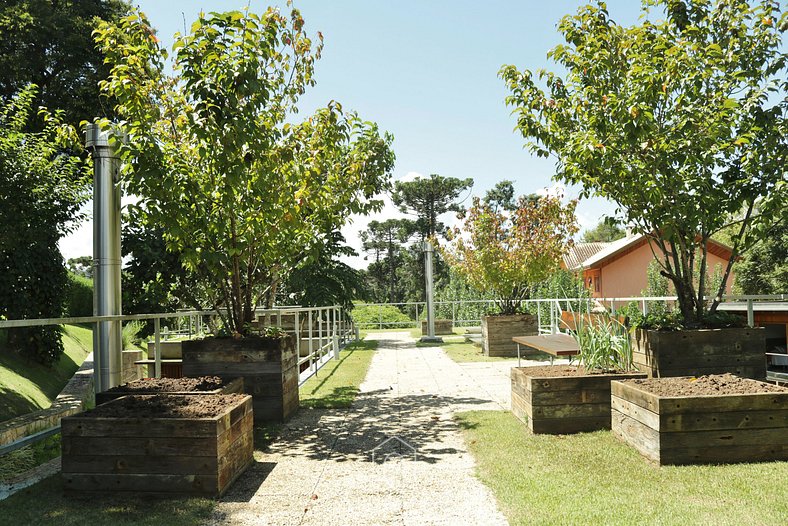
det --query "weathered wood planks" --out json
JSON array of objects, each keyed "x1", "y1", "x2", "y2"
[
  {"x1": 61, "y1": 394, "x2": 254, "y2": 497},
  {"x1": 483, "y1": 314, "x2": 537, "y2": 357},
  {"x1": 632, "y1": 327, "x2": 766, "y2": 379},
  {"x1": 182, "y1": 336, "x2": 299, "y2": 422},
  {"x1": 421, "y1": 319, "x2": 454, "y2": 335},
  {"x1": 611, "y1": 379, "x2": 788, "y2": 465},
  {"x1": 511, "y1": 366, "x2": 647, "y2": 434},
  {"x1": 95, "y1": 377, "x2": 244, "y2": 405}
]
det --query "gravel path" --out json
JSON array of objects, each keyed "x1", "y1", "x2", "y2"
[{"x1": 210, "y1": 331, "x2": 563, "y2": 526}]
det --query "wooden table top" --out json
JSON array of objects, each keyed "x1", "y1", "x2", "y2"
[{"x1": 511, "y1": 333, "x2": 580, "y2": 356}]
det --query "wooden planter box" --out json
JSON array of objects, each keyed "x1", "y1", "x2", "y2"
[
  {"x1": 611, "y1": 379, "x2": 788, "y2": 465},
  {"x1": 421, "y1": 319, "x2": 453, "y2": 335},
  {"x1": 61, "y1": 394, "x2": 253, "y2": 497},
  {"x1": 182, "y1": 336, "x2": 299, "y2": 422},
  {"x1": 95, "y1": 377, "x2": 244, "y2": 405},
  {"x1": 511, "y1": 366, "x2": 647, "y2": 434},
  {"x1": 482, "y1": 314, "x2": 537, "y2": 357},
  {"x1": 632, "y1": 327, "x2": 766, "y2": 379}
]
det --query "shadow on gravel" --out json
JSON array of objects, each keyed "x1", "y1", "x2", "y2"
[
  {"x1": 268, "y1": 392, "x2": 492, "y2": 465},
  {"x1": 220, "y1": 460, "x2": 277, "y2": 503}
]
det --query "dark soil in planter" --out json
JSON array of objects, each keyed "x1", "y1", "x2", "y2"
[
  {"x1": 521, "y1": 365, "x2": 638, "y2": 377},
  {"x1": 104, "y1": 375, "x2": 228, "y2": 394},
  {"x1": 87, "y1": 394, "x2": 248, "y2": 419},
  {"x1": 625, "y1": 373, "x2": 788, "y2": 397}
]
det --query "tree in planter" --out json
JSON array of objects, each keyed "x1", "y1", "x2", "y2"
[
  {"x1": 501, "y1": 0, "x2": 787, "y2": 327},
  {"x1": 95, "y1": 8, "x2": 394, "y2": 335},
  {"x1": 443, "y1": 194, "x2": 578, "y2": 315}
]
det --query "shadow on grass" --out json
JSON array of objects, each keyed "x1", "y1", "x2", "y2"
[
  {"x1": 0, "y1": 476, "x2": 215, "y2": 526},
  {"x1": 301, "y1": 386, "x2": 359, "y2": 409},
  {"x1": 299, "y1": 339, "x2": 377, "y2": 410}
]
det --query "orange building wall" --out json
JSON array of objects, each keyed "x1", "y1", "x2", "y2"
[{"x1": 593, "y1": 242, "x2": 734, "y2": 299}]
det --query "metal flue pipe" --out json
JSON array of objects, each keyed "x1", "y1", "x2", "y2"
[
  {"x1": 86, "y1": 124, "x2": 122, "y2": 393},
  {"x1": 420, "y1": 240, "x2": 443, "y2": 343}
]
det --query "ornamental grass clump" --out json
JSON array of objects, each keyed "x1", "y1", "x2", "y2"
[{"x1": 564, "y1": 307, "x2": 634, "y2": 373}]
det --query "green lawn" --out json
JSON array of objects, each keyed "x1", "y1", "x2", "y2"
[
  {"x1": 0, "y1": 325, "x2": 93, "y2": 422},
  {"x1": 299, "y1": 338, "x2": 378, "y2": 408},
  {"x1": 456, "y1": 410, "x2": 788, "y2": 526},
  {"x1": 0, "y1": 476, "x2": 214, "y2": 526}
]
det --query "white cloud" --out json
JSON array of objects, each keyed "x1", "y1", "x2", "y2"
[{"x1": 397, "y1": 170, "x2": 425, "y2": 183}]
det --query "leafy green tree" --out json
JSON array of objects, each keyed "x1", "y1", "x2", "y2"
[
  {"x1": 278, "y1": 234, "x2": 365, "y2": 310},
  {"x1": 581, "y1": 219, "x2": 625, "y2": 243},
  {"x1": 735, "y1": 221, "x2": 788, "y2": 294},
  {"x1": 443, "y1": 195, "x2": 578, "y2": 315},
  {"x1": 0, "y1": 0, "x2": 130, "y2": 126},
  {"x1": 66, "y1": 256, "x2": 93, "y2": 279},
  {"x1": 0, "y1": 86, "x2": 89, "y2": 364},
  {"x1": 483, "y1": 180, "x2": 517, "y2": 212},
  {"x1": 95, "y1": 9, "x2": 394, "y2": 334},
  {"x1": 121, "y1": 219, "x2": 203, "y2": 315},
  {"x1": 392, "y1": 173, "x2": 473, "y2": 240},
  {"x1": 501, "y1": 0, "x2": 787, "y2": 326},
  {"x1": 390, "y1": 173, "x2": 473, "y2": 302},
  {"x1": 360, "y1": 218, "x2": 415, "y2": 303}
]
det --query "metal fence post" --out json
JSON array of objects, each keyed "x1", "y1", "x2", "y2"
[
  {"x1": 333, "y1": 307, "x2": 340, "y2": 360},
  {"x1": 747, "y1": 299, "x2": 754, "y2": 328},
  {"x1": 154, "y1": 317, "x2": 161, "y2": 379}
]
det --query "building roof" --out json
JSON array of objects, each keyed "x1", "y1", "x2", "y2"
[
  {"x1": 563, "y1": 242, "x2": 611, "y2": 270},
  {"x1": 579, "y1": 234, "x2": 736, "y2": 269},
  {"x1": 581, "y1": 234, "x2": 645, "y2": 268}
]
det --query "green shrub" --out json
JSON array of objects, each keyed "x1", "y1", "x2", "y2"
[
  {"x1": 65, "y1": 272, "x2": 92, "y2": 318},
  {"x1": 121, "y1": 320, "x2": 144, "y2": 350},
  {"x1": 352, "y1": 303, "x2": 412, "y2": 329}
]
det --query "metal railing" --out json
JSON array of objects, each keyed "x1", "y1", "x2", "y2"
[
  {"x1": 0, "y1": 304, "x2": 357, "y2": 456},
  {"x1": 354, "y1": 294, "x2": 788, "y2": 333}
]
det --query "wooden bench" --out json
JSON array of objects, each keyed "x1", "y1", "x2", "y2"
[{"x1": 511, "y1": 311, "x2": 627, "y2": 365}]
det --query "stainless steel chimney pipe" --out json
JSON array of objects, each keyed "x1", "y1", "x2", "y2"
[
  {"x1": 86, "y1": 123, "x2": 122, "y2": 393},
  {"x1": 419, "y1": 240, "x2": 442, "y2": 344}
]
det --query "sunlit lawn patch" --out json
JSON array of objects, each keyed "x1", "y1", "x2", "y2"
[
  {"x1": 456, "y1": 410, "x2": 788, "y2": 525},
  {"x1": 299, "y1": 339, "x2": 378, "y2": 409}
]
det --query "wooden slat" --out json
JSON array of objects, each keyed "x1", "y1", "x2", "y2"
[
  {"x1": 524, "y1": 372, "x2": 646, "y2": 392},
  {"x1": 62, "y1": 473, "x2": 219, "y2": 496},
  {"x1": 529, "y1": 388, "x2": 612, "y2": 406},
  {"x1": 660, "y1": 409, "x2": 788, "y2": 432},
  {"x1": 531, "y1": 402, "x2": 610, "y2": 419},
  {"x1": 62, "y1": 436, "x2": 217, "y2": 457},
  {"x1": 610, "y1": 381, "x2": 661, "y2": 413},
  {"x1": 657, "y1": 391, "x2": 788, "y2": 415},
  {"x1": 611, "y1": 395, "x2": 660, "y2": 431},
  {"x1": 611, "y1": 409, "x2": 660, "y2": 463},
  {"x1": 61, "y1": 455, "x2": 218, "y2": 475},
  {"x1": 61, "y1": 418, "x2": 217, "y2": 438},
  {"x1": 660, "y1": 427, "x2": 788, "y2": 449},
  {"x1": 660, "y1": 444, "x2": 788, "y2": 465}
]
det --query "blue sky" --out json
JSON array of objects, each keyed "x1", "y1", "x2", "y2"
[{"x1": 61, "y1": 0, "x2": 647, "y2": 268}]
